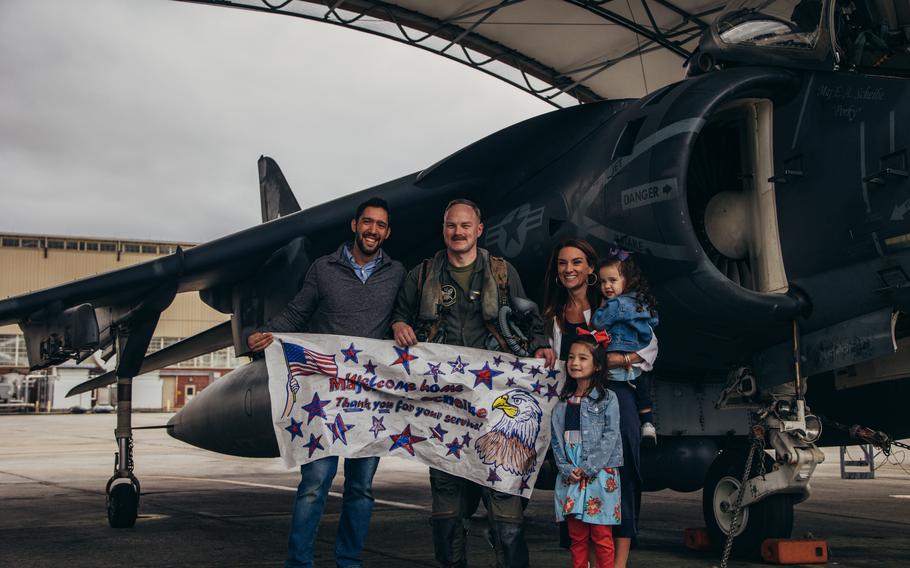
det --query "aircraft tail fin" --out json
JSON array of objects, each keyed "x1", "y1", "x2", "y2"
[{"x1": 258, "y1": 155, "x2": 301, "y2": 223}]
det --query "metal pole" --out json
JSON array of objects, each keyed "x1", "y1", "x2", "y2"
[{"x1": 792, "y1": 320, "x2": 803, "y2": 401}]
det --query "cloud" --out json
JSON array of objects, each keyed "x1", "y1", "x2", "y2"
[{"x1": 0, "y1": 0, "x2": 549, "y2": 243}]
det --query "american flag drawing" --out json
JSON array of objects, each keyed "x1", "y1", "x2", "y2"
[
  {"x1": 284, "y1": 341, "x2": 339, "y2": 378},
  {"x1": 279, "y1": 340, "x2": 339, "y2": 418}
]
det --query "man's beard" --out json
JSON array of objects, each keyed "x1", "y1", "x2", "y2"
[{"x1": 355, "y1": 232, "x2": 380, "y2": 256}]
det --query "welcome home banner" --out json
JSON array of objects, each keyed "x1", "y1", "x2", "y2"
[{"x1": 265, "y1": 333, "x2": 563, "y2": 497}]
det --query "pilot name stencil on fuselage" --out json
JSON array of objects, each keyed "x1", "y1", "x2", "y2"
[{"x1": 620, "y1": 178, "x2": 678, "y2": 210}]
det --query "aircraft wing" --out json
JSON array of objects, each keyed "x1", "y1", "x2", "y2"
[
  {"x1": 0, "y1": 158, "x2": 437, "y2": 376},
  {"x1": 177, "y1": 0, "x2": 728, "y2": 106}
]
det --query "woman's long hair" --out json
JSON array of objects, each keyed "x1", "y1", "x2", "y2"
[
  {"x1": 558, "y1": 335, "x2": 607, "y2": 401},
  {"x1": 542, "y1": 239, "x2": 602, "y2": 337},
  {"x1": 598, "y1": 254, "x2": 658, "y2": 316}
]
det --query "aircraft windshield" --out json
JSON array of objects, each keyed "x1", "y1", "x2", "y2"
[{"x1": 717, "y1": 0, "x2": 823, "y2": 49}]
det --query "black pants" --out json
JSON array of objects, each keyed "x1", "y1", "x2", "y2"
[{"x1": 429, "y1": 468, "x2": 528, "y2": 568}]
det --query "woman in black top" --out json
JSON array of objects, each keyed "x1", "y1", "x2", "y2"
[{"x1": 542, "y1": 239, "x2": 602, "y2": 357}]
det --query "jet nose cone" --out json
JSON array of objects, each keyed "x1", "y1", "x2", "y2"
[{"x1": 165, "y1": 359, "x2": 279, "y2": 458}]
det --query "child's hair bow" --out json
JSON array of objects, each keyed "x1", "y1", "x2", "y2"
[
  {"x1": 577, "y1": 327, "x2": 611, "y2": 348},
  {"x1": 608, "y1": 247, "x2": 632, "y2": 261}
]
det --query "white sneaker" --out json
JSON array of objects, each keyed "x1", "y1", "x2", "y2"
[{"x1": 641, "y1": 422, "x2": 657, "y2": 447}]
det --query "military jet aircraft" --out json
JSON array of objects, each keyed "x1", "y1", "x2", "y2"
[{"x1": 2, "y1": 0, "x2": 910, "y2": 558}]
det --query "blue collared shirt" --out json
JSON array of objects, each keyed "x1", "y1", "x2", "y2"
[{"x1": 344, "y1": 243, "x2": 383, "y2": 283}]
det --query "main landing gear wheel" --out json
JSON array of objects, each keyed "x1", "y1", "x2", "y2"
[
  {"x1": 107, "y1": 478, "x2": 140, "y2": 528},
  {"x1": 702, "y1": 448, "x2": 794, "y2": 558}
]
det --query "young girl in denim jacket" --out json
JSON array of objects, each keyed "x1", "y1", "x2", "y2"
[{"x1": 551, "y1": 333, "x2": 623, "y2": 568}]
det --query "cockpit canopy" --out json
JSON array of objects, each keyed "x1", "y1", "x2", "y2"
[
  {"x1": 718, "y1": 0, "x2": 824, "y2": 50},
  {"x1": 697, "y1": 0, "x2": 910, "y2": 76}
]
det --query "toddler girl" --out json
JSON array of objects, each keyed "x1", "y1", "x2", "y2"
[{"x1": 592, "y1": 251, "x2": 659, "y2": 447}]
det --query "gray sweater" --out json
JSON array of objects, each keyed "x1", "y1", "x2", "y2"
[{"x1": 262, "y1": 243, "x2": 405, "y2": 339}]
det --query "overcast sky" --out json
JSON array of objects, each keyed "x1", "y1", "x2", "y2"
[{"x1": 0, "y1": 0, "x2": 551, "y2": 243}]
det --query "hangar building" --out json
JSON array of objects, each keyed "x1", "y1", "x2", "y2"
[{"x1": 0, "y1": 232, "x2": 242, "y2": 411}]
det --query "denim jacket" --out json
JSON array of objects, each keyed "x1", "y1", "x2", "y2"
[
  {"x1": 591, "y1": 294, "x2": 659, "y2": 353},
  {"x1": 550, "y1": 388, "x2": 623, "y2": 478}
]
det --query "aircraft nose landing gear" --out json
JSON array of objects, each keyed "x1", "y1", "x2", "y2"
[
  {"x1": 703, "y1": 431, "x2": 798, "y2": 562},
  {"x1": 106, "y1": 472, "x2": 141, "y2": 528},
  {"x1": 706, "y1": 321, "x2": 825, "y2": 563},
  {"x1": 107, "y1": 376, "x2": 141, "y2": 528}
]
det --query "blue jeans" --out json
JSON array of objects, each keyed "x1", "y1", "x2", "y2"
[{"x1": 285, "y1": 456, "x2": 380, "y2": 568}]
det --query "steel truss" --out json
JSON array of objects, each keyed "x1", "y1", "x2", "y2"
[{"x1": 175, "y1": 0, "x2": 727, "y2": 106}]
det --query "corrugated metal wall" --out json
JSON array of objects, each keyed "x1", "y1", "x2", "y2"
[{"x1": 0, "y1": 235, "x2": 228, "y2": 337}]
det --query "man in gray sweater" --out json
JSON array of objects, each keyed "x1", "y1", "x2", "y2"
[{"x1": 247, "y1": 197, "x2": 405, "y2": 568}]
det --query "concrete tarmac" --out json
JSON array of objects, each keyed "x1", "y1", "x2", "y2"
[{"x1": 1, "y1": 413, "x2": 908, "y2": 567}]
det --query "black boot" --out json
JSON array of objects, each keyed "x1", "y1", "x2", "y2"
[
  {"x1": 431, "y1": 517, "x2": 467, "y2": 568},
  {"x1": 490, "y1": 520, "x2": 529, "y2": 568}
]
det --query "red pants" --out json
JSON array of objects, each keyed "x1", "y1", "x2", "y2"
[{"x1": 566, "y1": 517, "x2": 614, "y2": 568}]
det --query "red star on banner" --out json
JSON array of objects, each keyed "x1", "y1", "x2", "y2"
[
  {"x1": 469, "y1": 361, "x2": 503, "y2": 389},
  {"x1": 390, "y1": 345, "x2": 419, "y2": 375},
  {"x1": 303, "y1": 433, "x2": 324, "y2": 458},
  {"x1": 389, "y1": 424, "x2": 427, "y2": 456}
]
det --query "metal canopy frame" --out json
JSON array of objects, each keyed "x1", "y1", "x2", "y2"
[{"x1": 176, "y1": 0, "x2": 727, "y2": 107}]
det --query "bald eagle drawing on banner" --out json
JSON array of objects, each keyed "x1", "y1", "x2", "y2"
[{"x1": 475, "y1": 390, "x2": 542, "y2": 476}]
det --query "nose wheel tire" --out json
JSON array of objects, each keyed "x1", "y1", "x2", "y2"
[
  {"x1": 702, "y1": 448, "x2": 794, "y2": 558},
  {"x1": 107, "y1": 481, "x2": 140, "y2": 528}
]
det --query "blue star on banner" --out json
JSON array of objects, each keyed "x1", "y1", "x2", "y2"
[
  {"x1": 545, "y1": 383, "x2": 559, "y2": 401},
  {"x1": 492, "y1": 355, "x2": 504, "y2": 368},
  {"x1": 328, "y1": 414, "x2": 355, "y2": 445},
  {"x1": 462, "y1": 432, "x2": 473, "y2": 446},
  {"x1": 530, "y1": 380, "x2": 543, "y2": 394},
  {"x1": 529, "y1": 366, "x2": 542, "y2": 377},
  {"x1": 446, "y1": 439, "x2": 464, "y2": 459},
  {"x1": 506, "y1": 377, "x2": 516, "y2": 387},
  {"x1": 303, "y1": 433, "x2": 324, "y2": 458},
  {"x1": 448, "y1": 355, "x2": 468, "y2": 374},
  {"x1": 284, "y1": 417, "x2": 304, "y2": 441},
  {"x1": 341, "y1": 342, "x2": 362, "y2": 363},
  {"x1": 362, "y1": 359, "x2": 378, "y2": 376},
  {"x1": 389, "y1": 425, "x2": 427, "y2": 456},
  {"x1": 546, "y1": 368, "x2": 560, "y2": 380},
  {"x1": 430, "y1": 423, "x2": 448, "y2": 442},
  {"x1": 510, "y1": 358, "x2": 526, "y2": 372},
  {"x1": 390, "y1": 345, "x2": 419, "y2": 374},
  {"x1": 423, "y1": 362, "x2": 446, "y2": 383},
  {"x1": 487, "y1": 467, "x2": 502, "y2": 485},
  {"x1": 469, "y1": 362, "x2": 503, "y2": 390},
  {"x1": 369, "y1": 416, "x2": 387, "y2": 439},
  {"x1": 519, "y1": 476, "x2": 531, "y2": 493},
  {"x1": 302, "y1": 392, "x2": 331, "y2": 424}
]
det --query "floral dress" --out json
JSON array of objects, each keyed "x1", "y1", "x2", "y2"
[{"x1": 554, "y1": 397, "x2": 622, "y2": 525}]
